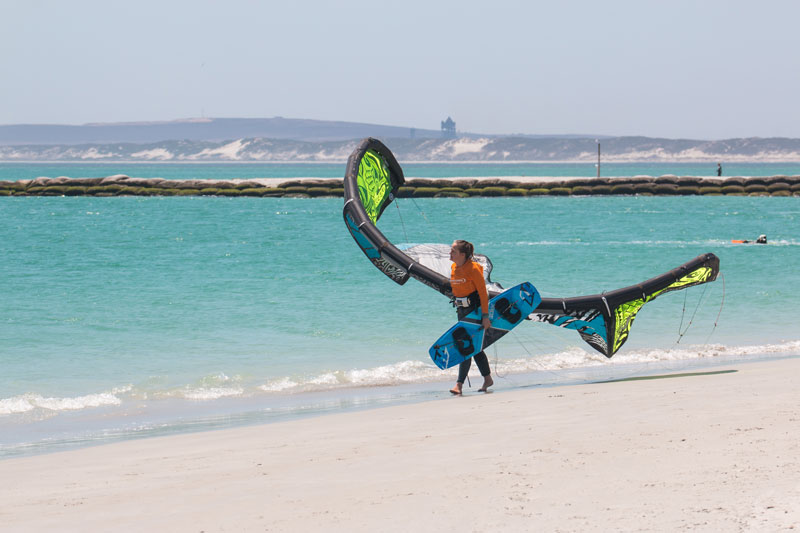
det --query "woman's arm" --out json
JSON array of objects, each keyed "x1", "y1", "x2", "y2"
[{"x1": 470, "y1": 264, "x2": 491, "y2": 329}]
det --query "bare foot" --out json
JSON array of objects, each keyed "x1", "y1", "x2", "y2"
[
  {"x1": 450, "y1": 384, "x2": 463, "y2": 395},
  {"x1": 478, "y1": 375, "x2": 494, "y2": 392}
]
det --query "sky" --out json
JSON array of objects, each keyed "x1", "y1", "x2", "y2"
[{"x1": 2, "y1": 0, "x2": 800, "y2": 139}]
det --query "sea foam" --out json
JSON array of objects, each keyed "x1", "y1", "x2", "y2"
[
  {"x1": 258, "y1": 340, "x2": 800, "y2": 394},
  {"x1": 0, "y1": 391, "x2": 122, "y2": 415},
  {"x1": 3, "y1": 341, "x2": 797, "y2": 416}
]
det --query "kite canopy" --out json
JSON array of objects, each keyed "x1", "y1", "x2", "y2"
[
  {"x1": 342, "y1": 138, "x2": 721, "y2": 358},
  {"x1": 403, "y1": 243, "x2": 504, "y2": 295},
  {"x1": 530, "y1": 253, "x2": 719, "y2": 357},
  {"x1": 343, "y1": 137, "x2": 452, "y2": 296}
]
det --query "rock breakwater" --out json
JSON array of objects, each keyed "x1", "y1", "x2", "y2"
[{"x1": 2, "y1": 175, "x2": 800, "y2": 197}]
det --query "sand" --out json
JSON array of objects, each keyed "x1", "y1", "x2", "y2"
[{"x1": 1, "y1": 357, "x2": 799, "y2": 532}]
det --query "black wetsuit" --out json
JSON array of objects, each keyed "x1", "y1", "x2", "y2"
[{"x1": 455, "y1": 293, "x2": 491, "y2": 384}]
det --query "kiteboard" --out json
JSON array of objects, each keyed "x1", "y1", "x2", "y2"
[{"x1": 429, "y1": 282, "x2": 541, "y2": 370}]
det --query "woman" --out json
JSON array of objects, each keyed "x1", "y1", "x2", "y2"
[{"x1": 448, "y1": 240, "x2": 493, "y2": 395}]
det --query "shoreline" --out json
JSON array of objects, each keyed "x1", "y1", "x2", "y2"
[
  {"x1": 4, "y1": 349, "x2": 798, "y2": 461},
  {"x1": 1, "y1": 356, "x2": 798, "y2": 531}
]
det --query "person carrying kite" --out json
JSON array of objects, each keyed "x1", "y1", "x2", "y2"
[{"x1": 448, "y1": 240, "x2": 493, "y2": 395}]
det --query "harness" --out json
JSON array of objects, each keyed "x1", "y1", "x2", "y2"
[{"x1": 451, "y1": 291, "x2": 480, "y2": 312}]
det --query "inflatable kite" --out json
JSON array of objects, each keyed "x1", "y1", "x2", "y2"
[{"x1": 343, "y1": 138, "x2": 720, "y2": 358}]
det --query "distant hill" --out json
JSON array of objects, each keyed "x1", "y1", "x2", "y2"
[
  {"x1": 0, "y1": 117, "x2": 451, "y2": 145},
  {"x1": 2, "y1": 135, "x2": 800, "y2": 162}
]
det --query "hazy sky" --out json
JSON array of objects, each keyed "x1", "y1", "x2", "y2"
[{"x1": 3, "y1": 0, "x2": 800, "y2": 139}]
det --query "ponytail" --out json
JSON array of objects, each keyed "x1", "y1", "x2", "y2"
[{"x1": 453, "y1": 239, "x2": 474, "y2": 260}]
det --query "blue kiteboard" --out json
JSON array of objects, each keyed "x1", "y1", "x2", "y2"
[{"x1": 429, "y1": 281, "x2": 541, "y2": 370}]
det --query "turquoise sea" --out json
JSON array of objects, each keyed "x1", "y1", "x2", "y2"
[
  {"x1": 2, "y1": 163, "x2": 799, "y2": 458},
  {"x1": 2, "y1": 161, "x2": 800, "y2": 181}
]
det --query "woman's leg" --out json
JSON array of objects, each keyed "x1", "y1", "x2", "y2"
[
  {"x1": 452, "y1": 304, "x2": 479, "y2": 394},
  {"x1": 473, "y1": 351, "x2": 490, "y2": 377},
  {"x1": 450, "y1": 358, "x2": 471, "y2": 394},
  {"x1": 456, "y1": 358, "x2": 472, "y2": 384},
  {"x1": 473, "y1": 351, "x2": 494, "y2": 392}
]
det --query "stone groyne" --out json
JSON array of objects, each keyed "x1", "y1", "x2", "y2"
[{"x1": 2, "y1": 175, "x2": 800, "y2": 197}]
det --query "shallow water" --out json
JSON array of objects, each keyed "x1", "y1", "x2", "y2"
[
  {"x1": 2, "y1": 161, "x2": 800, "y2": 181},
  {"x1": 1, "y1": 194, "x2": 798, "y2": 457}
]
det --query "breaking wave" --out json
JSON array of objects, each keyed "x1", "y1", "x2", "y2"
[
  {"x1": 0, "y1": 389, "x2": 126, "y2": 415},
  {"x1": 2, "y1": 341, "x2": 798, "y2": 417}
]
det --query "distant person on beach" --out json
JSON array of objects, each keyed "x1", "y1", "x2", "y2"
[
  {"x1": 448, "y1": 240, "x2": 493, "y2": 395},
  {"x1": 717, "y1": 163, "x2": 722, "y2": 177}
]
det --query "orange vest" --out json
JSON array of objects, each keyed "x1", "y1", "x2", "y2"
[{"x1": 450, "y1": 261, "x2": 489, "y2": 314}]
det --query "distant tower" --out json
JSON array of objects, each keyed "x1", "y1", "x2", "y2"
[
  {"x1": 410, "y1": 128, "x2": 416, "y2": 139},
  {"x1": 441, "y1": 117, "x2": 456, "y2": 138}
]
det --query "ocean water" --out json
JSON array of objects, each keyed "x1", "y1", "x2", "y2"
[
  {"x1": 2, "y1": 161, "x2": 800, "y2": 181},
  {"x1": 1, "y1": 192, "x2": 799, "y2": 458}
]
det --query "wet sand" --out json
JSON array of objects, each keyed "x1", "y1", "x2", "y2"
[{"x1": 1, "y1": 357, "x2": 798, "y2": 532}]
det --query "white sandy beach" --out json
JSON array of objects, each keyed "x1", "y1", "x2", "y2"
[{"x1": 2, "y1": 357, "x2": 798, "y2": 532}]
